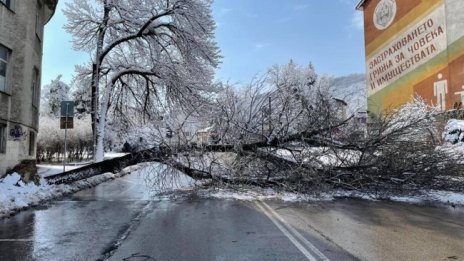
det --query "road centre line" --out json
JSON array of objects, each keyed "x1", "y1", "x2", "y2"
[
  {"x1": 254, "y1": 201, "x2": 318, "y2": 261},
  {"x1": 259, "y1": 200, "x2": 330, "y2": 261}
]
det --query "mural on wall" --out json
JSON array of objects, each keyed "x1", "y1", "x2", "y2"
[
  {"x1": 433, "y1": 73, "x2": 448, "y2": 111},
  {"x1": 359, "y1": 0, "x2": 464, "y2": 113},
  {"x1": 455, "y1": 86, "x2": 464, "y2": 105},
  {"x1": 367, "y1": 4, "x2": 447, "y2": 96}
]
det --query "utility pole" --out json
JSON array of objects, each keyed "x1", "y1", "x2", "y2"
[
  {"x1": 261, "y1": 107, "x2": 264, "y2": 136},
  {"x1": 60, "y1": 101, "x2": 74, "y2": 173},
  {"x1": 63, "y1": 103, "x2": 69, "y2": 173},
  {"x1": 91, "y1": 63, "x2": 98, "y2": 163},
  {"x1": 268, "y1": 96, "x2": 272, "y2": 135}
]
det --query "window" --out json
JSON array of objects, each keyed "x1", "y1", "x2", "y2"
[
  {"x1": 0, "y1": 44, "x2": 10, "y2": 93},
  {"x1": 29, "y1": 131, "x2": 35, "y2": 156},
  {"x1": 0, "y1": 0, "x2": 13, "y2": 10},
  {"x1": 32, "y1": 67, "x2": 40, "y2": 107},
  {"x1": 0, "y1": 123, "x2": 6, "y2": 154}
]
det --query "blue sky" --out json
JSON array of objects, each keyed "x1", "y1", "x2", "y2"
[{"x1": 42, "y1": 0, "x2": 365, "y2": 87}]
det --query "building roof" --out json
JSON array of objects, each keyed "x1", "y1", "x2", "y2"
[
  {"x1": 197, "y1": 125, "x2": 216, "y2": 133},
  {"x1": 44, "y1": 0, "x2": 59, "y2": 24},
  {"x1": 332, "y1": 98, "x2": 348, "y2": 106},
  {"x1": 356, "y1": 0, "x2": 367, "y2": 11}
]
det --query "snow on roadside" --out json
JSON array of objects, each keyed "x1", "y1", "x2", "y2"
[
  {"x1": 202, "y1": 187, "x2": 332, "y2": 202},
  {"x1": 104, "y1": 152, "x2": 128, "y2": 159},
  {"x1": 389, "y1": 190, "x2": 464, "y2": 206},
  {"x1": 0, "y1": 164, "x2": 145, "y2": 218},
  {"x1": 0, "y1": 173, "x2": 113, "y2": 218},
  {"x1": 2, "y1": 160, "x2": 463, "y2": 219},
  {"x1": 200, "y1": 187, "x2": 464, "y2": 206}
]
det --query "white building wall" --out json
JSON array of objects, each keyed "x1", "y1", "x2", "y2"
[
  {"x1": 445, "y1": 0, "x2": 464, "y2": 45},
  {"x1": 0, "y1": 0, "x2": 57, "y2": 175}
]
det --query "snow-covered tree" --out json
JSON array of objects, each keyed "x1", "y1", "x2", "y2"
[
  {"x1": 37, "y1": 114, "x2": 93, "y2": 162},
  {"x1": 205, "y1": 60, "x2": 337, "y2": 147},
  {"x1": 38, "y1": 74, "x2": 94, "y2": 162},
  {"x1": 41, "y1": 75, "x2": 71, "y2": 117},
  {"x1": 64, "y1": 0, "x2": 221, "y2": 161},
  {"x1": 71, "y1": 65, "x2": 93, "y2": 117},
  {"x1": 443, "y1": 119, "x2": 464, "y2": 144}
]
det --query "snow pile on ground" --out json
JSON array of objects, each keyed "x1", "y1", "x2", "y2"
[
  {"x1": 201, "y1": 187, "x2": 332, "y2": 202},
  {"x1": 0, "y1": 173, "x2": 50, "y2": 211},
  {"x1": 0, "y1": 170, "x2": 133, "y2": 218},
  {"x1": 436, "y1": 119, "x2": 464, "y2": 162},
  {"x1": 389, "y1": 190, "x2": 464, "y2": 206},
  {"x1": 104, "y1": 152, "x2": 128, "y2": 159},
  {"x1": 0, "y1": 162, "x2": 189, "y2": 218},
  {"x1": 199, "y1": 187, "x2": 464, "y2": 206}
]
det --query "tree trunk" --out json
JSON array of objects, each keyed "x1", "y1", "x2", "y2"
[
  {"x1": 92, "y1": 1, "x2": 111, "y2": 161},
  {"x1": 95, "y1": 83, "x2": 112, "y2": 162}
]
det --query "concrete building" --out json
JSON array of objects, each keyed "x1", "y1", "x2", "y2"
[
  {"x1": 196, "y1": 125, "x2": 219, "y2": 145},
  {"x1": 331, "y1": 98, "x2": 348, "y2": 120},
  {"x1": 0, "y1": 0, "x2": 58, "y2": 176},
  {"x1": 357, "y1": 0, "x2": 464, "y2": 114}
]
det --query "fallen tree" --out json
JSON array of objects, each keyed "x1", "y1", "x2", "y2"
[
  {"x1": 121, "y1": 62, "x2": 463, "y2": 193},
  {"x1": 56, "y1": 61, "x2": 462, "y2": 194}
]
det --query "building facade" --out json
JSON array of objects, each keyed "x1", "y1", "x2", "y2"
[
  {"x1": 357, "y1": 0, "x2": 464, "y2": 114},
  {"x1": 0, "y1": 0, "x2": 58, "y2": 175}
]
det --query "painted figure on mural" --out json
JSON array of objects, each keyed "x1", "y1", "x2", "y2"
[{"x1": 433, "y1": 73, "x2": 448, "y2": 111}]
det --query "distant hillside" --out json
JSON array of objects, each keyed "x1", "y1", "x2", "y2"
[{"x1": 328, "y1": 74, "x2": 367, "y2": 115}]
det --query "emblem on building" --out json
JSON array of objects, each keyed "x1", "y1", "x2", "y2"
[
  {"x1": 9, "y1": 125, "x2": 26, "y2": 141},
  {"x1": 373, "y1": 0, "x2": 397, "y2": 30}
]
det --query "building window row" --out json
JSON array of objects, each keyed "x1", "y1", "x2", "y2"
[
  {"x1": 0, "y1": 44, "x2": 10, "y2": 93},
  {"x1": 1, "y1": 43, "x2": 41, "y2": 106},
  {"x1": 0, "y1": 123, "x2": 6, "y2": 154},
  {"x1": 29, "y1": 131, "x2": 35, "y2": 156},
  {"x1": 32, "y1": 67, "x2": 40, "y2": 107},
  {"x1": 0, "y1": 0, "x2": 13, "y2": 10}
]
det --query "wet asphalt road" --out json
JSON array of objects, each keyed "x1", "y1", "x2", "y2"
[{"x1": 0, "y1": 172, "x2": 463, "y2": 261}]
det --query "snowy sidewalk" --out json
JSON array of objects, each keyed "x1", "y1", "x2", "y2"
[
  {"x1": 0, "y1": 159, "x2": 135, "y2": 218},
  {"x1": 0, "y1": 172, "x2": 125, "y2": 218}
]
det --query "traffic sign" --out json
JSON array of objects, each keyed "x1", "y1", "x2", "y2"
[
  {"x1": 60, "y1": 117, "x2": 74, "y2": 129},
  {"x1": 60, "y1": 101, "x2": 75, "y2": 117}
]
